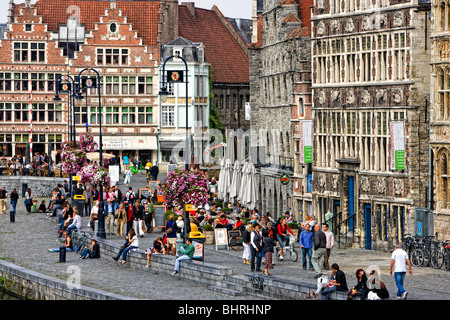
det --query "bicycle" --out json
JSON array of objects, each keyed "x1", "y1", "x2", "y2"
[
  {"x1": 276, "y1": 234, "x2": 298, "y2": 262},
  {"x1": 228, "y1": 229, "x2": 243, "y2": 251},
  {"x1": 431, "y1": 240, "x2": 445, "y2": 270},
  {"x1": 129, "y1": 162, "x2": 147, "y2": 175},
  {"x1": 72, "y1": 231, "x2": 91, "y2": 253},
  {"x1": 443, "y1": 241, "x2": 450, "y2": 271}
]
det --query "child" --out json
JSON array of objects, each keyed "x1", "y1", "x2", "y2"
[{"x1": 39, "y1": 200, "x2": 47, "y2": 213}]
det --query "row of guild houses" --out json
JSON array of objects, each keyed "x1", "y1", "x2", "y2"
[
  {"x1": 0, "y1": 0, "x2": 250, "y2": 170},
  {"x1": 246, "y1": 0, "x2": 449, "y2": 249}
]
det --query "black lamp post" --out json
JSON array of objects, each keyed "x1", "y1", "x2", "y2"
[
  {"x1": 75, "y1": 68, "x2": 105, "y2": 239},
  {"x1": 159, "y1": 53, "x2": 191, "y2": 243},
  {"x1": 54, "y1": 74, "x2": 77, "y2": 205}
]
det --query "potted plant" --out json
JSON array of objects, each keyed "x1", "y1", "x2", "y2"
[{"x1": 202, "y1": 223, "x2": 214, "y2": 245}]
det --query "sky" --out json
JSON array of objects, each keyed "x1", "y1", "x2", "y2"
[{"x1": 0, "y1": 0, "x2": 252, "y2": 23}]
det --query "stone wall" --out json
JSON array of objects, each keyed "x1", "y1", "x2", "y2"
[{"x1": 0, "y1": 176, "x2": 65, "y2": 198}]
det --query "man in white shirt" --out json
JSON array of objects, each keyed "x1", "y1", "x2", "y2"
[
  {"x1": 390, "y1": 242, "x2": 412, "y2": 300},
  {"x1": 67, "y1": 210, "x2": 82, "y2": 235},
  {"x1": 322, "y1": 223, "x2": 334, "y2": 270}
]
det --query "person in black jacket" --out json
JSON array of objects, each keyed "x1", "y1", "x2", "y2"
[
  {"x1": 10, "y1": 188, "x2": 19, "y2": 213},
  {"x1": 348, "y1": 269, "x2": 368, "y2": 300},
  {"x1": 79, "y1": 239, "x2": 100, "y2": 259},
  {"x1": 132, "y1": 200, "x2": 145, "y2": 238},
  {"x1": 242, "y1": 223, "x2": 252, "y2": 265},
  {"x1": 311, "y1": 223, "x2": 327, "y2": 278},
  {"x1": 320, "y1": 263, "x2": 348, "y2": 300},
  {"x1": 150, "y1": 164, "x2": 159, "y2": 181}
]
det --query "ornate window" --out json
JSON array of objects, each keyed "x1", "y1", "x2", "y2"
[{"x1": 438, "y1": 149, "x2": 450, "y2": 209}]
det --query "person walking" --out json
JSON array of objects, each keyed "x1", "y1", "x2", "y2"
[
  {"x1": 24, "y1": 188, "x2": 32, "y2": 214},
  {"x1": 105, "y1": 199, "x2": 115, "y2": 235},
  {"x1": 322, "y1": 223, "x2": 334, "y2": 270},
  {"x1": 10, "y1": 188, "x2": 19, "y2": 213},
  {"x1": 115, "y1": 203, "x2": 127, "y2": 237},
  {"x1": 124, "y1": 166, "x2": 132, "y2": 186},
  {"x1": 242, "y1": 223, "x2": 252, "y2": 265},
  {"x1": 83, "y1": 186, "x2": 93, "y2": 217},
  {"x1": 390, "y1": 242, "x2": 412, "y2": 300},
  {"x1": 299, "y1": 223, "x2": 314, "y2": 270},
  {"x1": 311, "y1": 223, "x2": 327, "y2": 278},
  {"x1": 263, "y1": 228, "x2": 275, "y2": 276}
]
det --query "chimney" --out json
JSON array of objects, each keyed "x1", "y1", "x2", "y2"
[
  {"x1": 8, "y1": 0, "x2": 14, "y2": 25},
  {"x1": 182, "y1": 2, "x2": 196, "y2": 16}
]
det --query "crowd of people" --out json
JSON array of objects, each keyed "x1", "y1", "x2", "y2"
[{"x1": 0, "y1": 169, "x2": 415, "y2": 300}]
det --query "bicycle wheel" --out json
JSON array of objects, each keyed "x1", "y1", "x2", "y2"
[
  {"x1": 422, "y1": 249, "x2": 431, "y2": 267},
  {"x1": 276, "y1": 249, "x2": 283, "y2": 261},
  {"x1": 444, "y1": 254, "x2": 450, "y2": 271},
  {"x1": 139, "y1": 168, "x2": 146, "y2": 175},
  {"x1": 410, "y1": 249, "x2": 424, "y2": 267},
  {"x1": 431, "y1": 250, "x2": 444, "y2": 269},
  {"x1": 290, "y1": 249, "x2": 298, "y2": 262}
]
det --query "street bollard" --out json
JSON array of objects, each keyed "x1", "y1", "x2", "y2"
[
  {"x1": 9, "y1": 210, "x2": 15, "y2": 223},
  {"x1": 59, "y1": 246, "x2": 66, "y2": 263}
]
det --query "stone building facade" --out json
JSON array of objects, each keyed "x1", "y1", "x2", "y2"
[
  {"x1": 311, "y1": 0, "x2": 431, "y2": 249},
  {"x1": 430, "y1": 0, "x2": 450, "y2": 240},
  {"x1": 249, "y1": 0, "x2": 312, "y2": 218}
]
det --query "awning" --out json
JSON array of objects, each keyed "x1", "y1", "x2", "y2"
[
  {"x1": 93, "y1": 135, "x2": 157, "y2": 150},
  {"x1": 160, "y1": 141, "x2": 182, "y2": 151}
]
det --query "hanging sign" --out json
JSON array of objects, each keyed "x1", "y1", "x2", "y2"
[
  {"x1": 300, "y1": 120, "x2": 313, "y2": 164},
  {"x1": 390, "y1": 121, "x2": 405, "y2": 170},
  {"x1": 167, "y1": 70, "x2": 184, "y2": 83}
]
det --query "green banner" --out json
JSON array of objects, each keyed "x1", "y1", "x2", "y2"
[
  {"x1": 395, "y1": 150, "x2": 405, "y2": 170},
  {"x1": 304, "y1": 146, "x2": 313, "y2": 164}
]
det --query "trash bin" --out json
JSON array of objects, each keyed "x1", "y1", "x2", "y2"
[
  {"x1": 189, "y1": 231, "x2": 206, "y2": 261},
  {"x1": 73, "y1": 195, "x2": 85, "y2": 217},
  {"x1": 59, "y1": 246, "x2": 66, "y2": 263},
  {"x1": 10, "y1": 210, "x2": 15, "y2": 223}
]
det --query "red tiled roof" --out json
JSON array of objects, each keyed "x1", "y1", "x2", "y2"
[
  {"x1": 32, "y1": 0, "x2": 160, "y2": 47},
  {"x1": 178, "y1": 5, "x2": 249, "y2": 84}
]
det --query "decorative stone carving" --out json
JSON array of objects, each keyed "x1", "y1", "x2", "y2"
[
  {"x1": 330, "y1": 20, "x2": 339, "y2": 32},
  {"x1": 392, "y1": 89, "x2": 403, "y2": 104},
  {"x1": 393, "y1": 11, "x2": 403, "y2": 27},
  {"x1": 361, "y1": 16, "x2": 371, "y2": 31},
  {"x1": 394, "y1": 179, "x2": 404, "y2": 195},
  {"x1": 361, "y1": 90, "x2": 371, "y2": 105},
  {"x1": 376, "y1": 177, "x2": 386, "y2": 194},
  {"x1": 345, "y1": 19, "x2": 355, "y2": 33},
  {"x1": 317, "y1": 91, "x2": 326, "y2": 105},
  {"x1": 376, "y1": 89, "x2": 387, "y2": 103},
  {"x1": 332, "y1": 175, "x2": 339, "y2": 190},
  {"x1": 346, "y1": 90, "x2": 355, "y2": 105},
  {"x1": 316, "y1": 21, "x2": 325, "y2": 36},
  {"x1": 318, "y1": 173, "x2": 326, "y2": 188},
  {"x1": 360, "y1": 176, "x2": 370, "y2": 192},
  {"x1": 331, "y1": 90, "x2": 340, "y2": 102}
]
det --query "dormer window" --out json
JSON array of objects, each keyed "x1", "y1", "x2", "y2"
[{"x1": 173, "y1": 48, "x2": 183, "y2": 60}]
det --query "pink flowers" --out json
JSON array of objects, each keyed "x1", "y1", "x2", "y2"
[
  {"x1": 61, "y1": 132, "x2": 109, "y2": 187},
  {"x1": 162, "y1": 169, "x2": 209, "y2": 208}
]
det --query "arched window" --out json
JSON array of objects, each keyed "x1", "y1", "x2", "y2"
[{"x1": 439, "y1": 149, "x2": 450, "y2": 209}]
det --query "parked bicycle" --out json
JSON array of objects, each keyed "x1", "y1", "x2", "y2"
[{"x1": 276, "y1": 234, "x2": 298, "y2": 262}]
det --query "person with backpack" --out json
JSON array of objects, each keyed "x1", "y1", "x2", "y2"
[{"x1": 250, "y1": 222, "x2": 263, "y2": 272}]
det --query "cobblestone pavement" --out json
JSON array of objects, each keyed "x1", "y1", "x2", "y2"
[{"x1": 0, "y1": 174, "x2": 449, "y2": 300}]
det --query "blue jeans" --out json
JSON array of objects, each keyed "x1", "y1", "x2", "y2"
[
  {"x1": 50, "y1": 247, "x2": 73, "y2": 253},
  {"x1": 121, "y1": 246, "x2": 137, "y2": 261},
  {"x1": 250, "y1": 246, "x2": 262, "y2": 271},
  {"x1": 174, "y1": 255, "x2": 192, "y2": 272},
  {"x1": 11, "y1": 201, "x2": 17, "y2": 213},
  {"x1": 277, "y1": 234, "x2": 289, "y2": 249},
  {"x1": 301, "y1": 247, "x2": 313, "y2": 269},
  {"x1": 81, "y1": 248, "x2": 94, "y2": 258},
  {"x1": 321, "y1": 285, "x2": 337, "y2": 300},
  {"x1": 394, "y1": 272, "x2": 407, "y2": 297}
]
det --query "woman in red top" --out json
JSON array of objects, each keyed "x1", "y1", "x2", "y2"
[
  {"x1": 276, "y1": 217, "x2": 294, "y2": 261},
  {"x1": 233, "y1": 217, "x2": 243, "y2": 229}
]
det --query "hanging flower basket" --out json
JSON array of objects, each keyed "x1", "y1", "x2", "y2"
[{"x1": 78, "y1": 132, "x2": 98, "y2": 152}]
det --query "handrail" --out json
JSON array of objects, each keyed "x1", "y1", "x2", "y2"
[{"x1": 326, "y1": 212, "x2": 355, "y2": 248}]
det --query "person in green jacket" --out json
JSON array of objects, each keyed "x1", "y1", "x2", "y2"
[{"x1": 172, "y1": 238, "x2": 195, "y2": 275}]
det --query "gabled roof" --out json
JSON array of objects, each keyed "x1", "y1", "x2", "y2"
[
  {"x1": 178, "y1": 4, "x2": 249, "y2": 84},
  {"x1": 31, "y1": 0, "x2": 160, "y2": 47}
]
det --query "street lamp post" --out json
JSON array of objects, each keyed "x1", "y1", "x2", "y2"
[
  {"x1": 54, "y1": 74, "x2": 77, "y2": 205},
  {"x1": 76, "y1": 68, "x2": 105, "y2": 239},
  {"x1": 159, "y1": 53, "x2": 191, "y2": 243}
]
